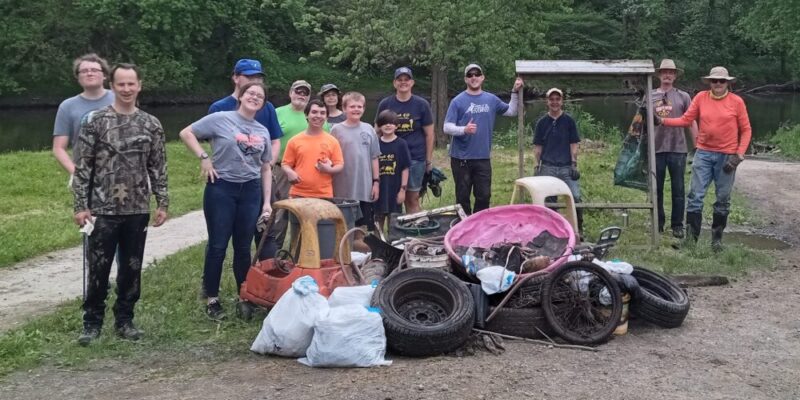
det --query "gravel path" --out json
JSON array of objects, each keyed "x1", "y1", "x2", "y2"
[{"x1": 0, "y1": 211, "x2": 206, "y2": 331}]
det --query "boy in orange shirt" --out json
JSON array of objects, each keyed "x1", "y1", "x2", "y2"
[{"x1": 281, "y1": 99, "x2": 344, "y2": 198}]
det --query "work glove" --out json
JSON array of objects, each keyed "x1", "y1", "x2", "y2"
[
  {"x1": 569, "y1": 162, "x2": 580, "y2": 181},
  {"x1": 653, "y1": 115, "x2": 662, "y2": 126},
  {"x1": 723, "y1": 154, "x2": 743, "y2": 174}
]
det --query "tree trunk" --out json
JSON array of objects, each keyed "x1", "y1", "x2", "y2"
[{"x1": 430, "y1": 63, "x2": 449, "y2": 147}]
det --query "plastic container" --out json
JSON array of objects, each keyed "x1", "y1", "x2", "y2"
[
  {"x1": 289, "y1": 198, "x2": 360, "y2": 260},
  {"x1": 613, "y1": 293, "x2": 631, "y2": 336}
]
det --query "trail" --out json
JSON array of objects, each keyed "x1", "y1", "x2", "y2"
[{"x1": 0, "y1": 211, "x2": 206, "y2": 331}]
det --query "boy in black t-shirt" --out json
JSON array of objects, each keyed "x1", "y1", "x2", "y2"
[{"x1": 374, "y1": 110, "x2": 411, "y2": 232}]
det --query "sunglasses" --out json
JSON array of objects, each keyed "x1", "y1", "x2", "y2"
[
  {"x1": 466, "y1": 72, "x2": 483, "y2": 78},
  {"x1": 293, "y1": 88, "x2": 310, "y2": 96},
  {"x1": 709, "y1": 79, "x2": 728, "y2": 84}
]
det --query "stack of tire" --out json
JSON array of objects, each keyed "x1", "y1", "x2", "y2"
[{"x1": 371, "y1": 268, "x2": 475, "y2": 357}]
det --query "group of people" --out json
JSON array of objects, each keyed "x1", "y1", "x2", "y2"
[{"x1": 54, "y1": 53, "x2": 750, "y2": 346}]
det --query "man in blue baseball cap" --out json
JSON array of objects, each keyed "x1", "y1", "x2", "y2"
[
  {"x1": 204, "y1": 59, "x2": 284, "y2": 298},
  {"x1": 375, "y1": 66, "x2": 434, "y2": 214}
]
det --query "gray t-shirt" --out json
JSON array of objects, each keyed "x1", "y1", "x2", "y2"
[
  {"x1": 331, "y1": 121, "x2": 381, "y2": 201},
  {"x1": 191, "y1": 111, "x2": 272, "y2": 183},
  {"x1": 53, "y1": 91, "x2": 115, "y2": 159},
  {"x1": 652, "y1": 88, "x2": 692, "y2": 153}
]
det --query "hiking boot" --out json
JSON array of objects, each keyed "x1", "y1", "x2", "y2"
[
  {"x1": 685, "y1": 211, "x2": 702, "y2": 243},
  {"x1": 711, "y1": 213, "x2": 728, "y2": 253},
  {"x1": 77, "y1": 326, "x2": 101, "y2": 346},
  {"x1": 206, "y1": 299, "x2": 226, "y2": 321},
  {"x1": 115, "y1": 322, "x2": 143, "y2": 341},
  {"x1": 672, "y1": 226, "x2": 685, "y2": 239}
]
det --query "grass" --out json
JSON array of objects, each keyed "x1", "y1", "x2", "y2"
[
  {"x1": 769, "y1": 123, "x2": 800, "y2": 160},
  {"x1": 0, "y1": 142, "x2": 208, "y2": 269},
  {"x1": 0, "y1": 108, "x2": 775, "y2": 378}
]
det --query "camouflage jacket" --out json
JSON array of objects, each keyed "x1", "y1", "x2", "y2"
[{"x1": 73, "y1": 106, "x2": 169, "y2": 215}]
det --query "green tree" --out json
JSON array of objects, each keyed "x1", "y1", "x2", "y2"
[
  {"x1": 737, "y1": 0, "x2": 800, "y2": 78},
  {"x1": 310, "y1": 0, "x2": 563, "y2": 144}
]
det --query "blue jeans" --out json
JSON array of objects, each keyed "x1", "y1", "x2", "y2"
[
  {"x1": 687, "y1": 149, "x2": 736, "y2": 216},
  {"x1": 203, "y1": 178, "x2": 262, "y2": 298},
  {"x1": 656, "y1": 152, "x2": 687, "y2": 230}
]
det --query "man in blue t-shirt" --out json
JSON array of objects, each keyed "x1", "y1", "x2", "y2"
[
  {"x1": 533, "y1": 87, "x2": 583, "y2": 233},
  {"x1": 443, "y1": 64, "x2": 523, "y2": 214},
  {"x1": 209, "y1": 59, "x2": 283, "y2": 161},
  {"x1": 375, "y1": 67, "x2": 434, "y2": 214}
]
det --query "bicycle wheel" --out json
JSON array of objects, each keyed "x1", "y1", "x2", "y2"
[{"x1": 541, "y1": 261, "x2": 622, "y2": 345}]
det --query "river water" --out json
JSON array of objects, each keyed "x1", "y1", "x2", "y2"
[{"x1": 2, "y1": 94, "x2": 798, "y2": 154}]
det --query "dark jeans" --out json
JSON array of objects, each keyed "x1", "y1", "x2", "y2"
[
  {"x1": 203, "y1": 178, "x2": 261, "y2": 298},
  {"x1": 655, "y1": 152, "x2": 687, "y2": 231},
  {"x1": 83, "y1": 214, "x2": 149, "y2": 329},
  {"x1": 257, "y1": 165, "x2": 289, "y2": 260},
  {"x1": 451, "y1": 158, "x2": 492, "y2": 215}
]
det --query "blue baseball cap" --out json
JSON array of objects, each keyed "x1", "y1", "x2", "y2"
[
  {"x1": 233, "y1": 59, "x2": 265, "y2": 76},
  {"x1": 394, "y1": 67, "x2": 413, "y2": 79}
]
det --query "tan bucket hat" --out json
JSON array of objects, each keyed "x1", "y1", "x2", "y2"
[
  {"x1": 702, "y1": 66, "x2": 736, "y2": 82},
  {"x1": 655, "y1": 59, "x2": 683, "y2": 74}
]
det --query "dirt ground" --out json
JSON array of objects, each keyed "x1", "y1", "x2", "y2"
[{"x1": 2, "y1": 158, "x2": 800, "y2": 399}]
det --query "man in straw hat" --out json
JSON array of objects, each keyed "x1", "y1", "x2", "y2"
[
  {"x1": 652, "y1": 59, "x2": 698, "y2": 239},
  {"x1": 657, "y1": 66, "x2": 752, "y2": 252}
]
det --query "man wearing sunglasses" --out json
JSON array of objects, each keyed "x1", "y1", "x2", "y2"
[
  {"x1": 652, "y1": 59, "x2": 698, "y2": 239},
  {"x1": 658, "y1": 66, "x2": 752, "y2": 252},
  {"x1": 443, "y1": 64, "x2": 523, "y2": 214}
]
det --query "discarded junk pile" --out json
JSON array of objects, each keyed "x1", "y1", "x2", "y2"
[{"x1": 245, "y1": 198, "x2": 690, "y2": 366}]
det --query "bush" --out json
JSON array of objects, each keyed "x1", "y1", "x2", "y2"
[{"x1": 769, "y1": 123, "x2": 800, "y2": 159}]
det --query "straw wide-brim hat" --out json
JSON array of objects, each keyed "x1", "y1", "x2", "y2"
[
  {"x1": 702, "y1": 66, "x2": 736, "y2": 83},
  {"x1": 655, "y1": 59, "x2": 683, "y2": 74}
]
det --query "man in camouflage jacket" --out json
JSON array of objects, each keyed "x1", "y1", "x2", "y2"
[{"x1": 72, "y1": 63, "x2": 168, "y2": 346}]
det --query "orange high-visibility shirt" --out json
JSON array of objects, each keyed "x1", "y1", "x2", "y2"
[{"x1": 662, "y1": 90, "x2": 752, "y2": 155}]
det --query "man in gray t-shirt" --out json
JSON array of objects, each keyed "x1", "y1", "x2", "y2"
[
  {"x1": 652, "y1": 59, "x2": 698, "y2": 238},
  {"x1": 53, "y1": 53, "x2": 115, "y2": 175}
]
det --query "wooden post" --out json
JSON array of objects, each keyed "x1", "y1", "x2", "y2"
[
  {"x1": 645, "y1": 74, "x2": 659, "y2": 248},
  {"x1": 517, "y1": 80, "x2": 525, "y2": 178}
]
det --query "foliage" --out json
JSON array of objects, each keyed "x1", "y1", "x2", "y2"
[{"x1": 769, "y1": 123, "x2": 800, "y2": 160}]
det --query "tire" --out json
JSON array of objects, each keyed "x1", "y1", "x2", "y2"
[
  {"x1": 630, "y1": 266, "x2": 690, "y2": 328},
  {"x1": 236, "y1": 300, "x2": 255, "y2": 321},
  {"x1": 372, "y1": 268, "x2": 474, "y2": 357},
  {"x1": 485, "y1": 307, "x2": 553, "y2": 339},
  {"x1": 541, "y1": 261, "x2": 623, "y2": 345}
]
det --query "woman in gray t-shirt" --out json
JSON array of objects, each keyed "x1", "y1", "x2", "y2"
[{"x1": 179, "y1": 82, "x2": 273, "y2": 320}]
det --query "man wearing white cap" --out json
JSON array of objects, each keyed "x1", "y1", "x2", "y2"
[
  {"x1": 533, "y1": 87, "x2": 583, "y2": 234},
  {"x1": 443, "y1": 63, "x2": 523, "y2": 214},
  {"x1": 652, "y1": 59, "x2": 698, "y2": 239},
  {"x1": 658, "y1": 66, "x2": 752, "y2": 251}
]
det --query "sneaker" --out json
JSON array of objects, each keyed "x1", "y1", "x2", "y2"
[
  {"x1": 77, "y1": 327, "x2": 101, "y2": 346},
  {"x1": 115, "y1": 322, "x2": 144, "y2": 341},
  {"x1": 206, "y1": 299, "x2": 226, "y2": 321},
  {"x1": 672, "y1": 227, "x2": 685, "y2": 239}
]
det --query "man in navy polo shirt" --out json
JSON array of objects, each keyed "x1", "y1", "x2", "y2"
[
  {"x1": 533, "y1": 87, "x2": 583, "y2": 234},
  {"x1": 375, "y1": 67, "x2": 434, "y2": 214}
]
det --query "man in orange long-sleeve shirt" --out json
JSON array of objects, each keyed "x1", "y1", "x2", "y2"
[{"x1": 658, "y1": 66, "x2": 751, "y2": 251}]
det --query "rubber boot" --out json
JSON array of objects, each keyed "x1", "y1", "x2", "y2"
[
  {"x1": 711, "y1": 213, "x2": 727, "y2": 253},
  {"x1": 685, "y1": 211, "x2": 702, "y2": 243}
]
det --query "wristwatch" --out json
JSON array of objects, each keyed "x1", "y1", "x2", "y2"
[{"x1": 199, "y1": 152, "x2": 209, "y2": 160}]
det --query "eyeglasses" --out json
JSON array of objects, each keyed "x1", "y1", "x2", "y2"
[
  {"x1": 294, "y1": 89, "x2": 310, "y2": 96},
  {"x1": 466, "y1": 72, "x2": 483, "y2": 78},
  {"x1": 709, "y1": 79, "x2": 728, "y2": 84},
  {"x1": 243, "y1": 90, "x2": 265, "y2": 100},
  {"x1": 78, "y1": 68, "x2": 103, "y2": 75}
]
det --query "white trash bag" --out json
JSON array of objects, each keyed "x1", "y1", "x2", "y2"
[
  {"x1": 327, "y1": 283, "x2": 376, "y2": 308},
  {"x1": 250, "y1": 276, "x2": 329, "y2": 357},
  {"x1": 298, "y1": 305, "x2": 391, "y2": 368},
  {"x1": 476, "y1": 266, "x2": 516, "y2": 295}
]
